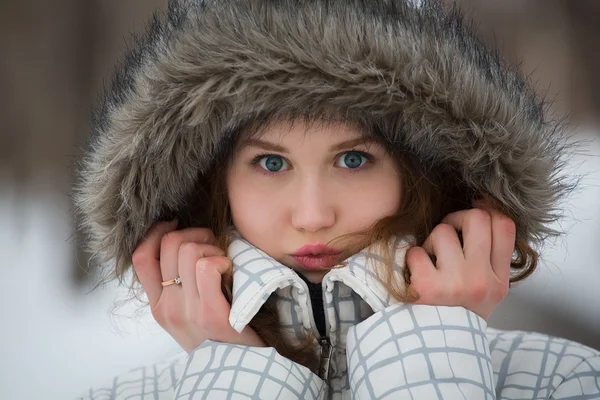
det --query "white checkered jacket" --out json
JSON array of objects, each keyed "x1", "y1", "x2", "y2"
[{"x1": 80, "y1": 236, "x2": 600, "y2": 399}]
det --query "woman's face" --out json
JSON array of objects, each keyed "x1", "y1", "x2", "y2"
[{"x1": 226, "y1": 120, "x2": 402, "y2": 283}]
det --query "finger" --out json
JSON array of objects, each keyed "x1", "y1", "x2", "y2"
[
  {"x1": 197, "y1": 256, "x2": 232, "y2": 277},
  {"x1": 132, "y1": 219, "x2": 178, "y2": 305},
  {"x1": 159, "y1": 227, "x2": 218, "y2": 282},
  {"x1": 406, "y1": 246, "x2": 437, "y2": 278},
  {"x1": 405, "y1": 246, "x2": 438, "y2": 301},
  {"x1": 196, "y1": 256, "x2": 233, "y2": 308},
  {"x1": 489, "y1": 209, "x2": 516, "y2": 283},
  {"x1": 442, "y1": 209, "x2": 492, "y2": 265},
  {"x1": 178, "y1": 243, "x2": 225, "y2": 302},
  {"x1": 422, "y1": 223, "x2": 464, "y2": 268}
]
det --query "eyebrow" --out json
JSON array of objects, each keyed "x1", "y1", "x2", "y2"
[{"x1": 242, "y1": 137, "x2": 378, "y2": 153}]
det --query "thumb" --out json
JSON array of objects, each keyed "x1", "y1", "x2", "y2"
[
  {"x1": 196, "y1": 256, "x2": 265, "y2": 347},
  {"x1": 196, "y1": 256, "x2": 233, "y2": 313}
]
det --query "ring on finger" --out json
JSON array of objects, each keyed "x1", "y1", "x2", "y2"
[{"x1": 161, "y1": 277, "x2": 182, "y2": 287}]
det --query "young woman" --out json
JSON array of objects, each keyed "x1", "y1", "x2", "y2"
[{"x1": 75, "y1": 0, "x2": 600, "y2": 398}]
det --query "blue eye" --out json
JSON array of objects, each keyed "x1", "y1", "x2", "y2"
[
  {"x1": 258, "y1": 155, "x2": 288, "y2": 172},
  {"x1": 252, "y1": 150, "x2": 371, "y2": 175},
  {"x1": 337, "y1": 151, "x2": 367, "y2": 169}
]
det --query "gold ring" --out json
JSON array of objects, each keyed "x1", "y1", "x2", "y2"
[{"x1": 161, "y1": 277, "x2": 182, "y2": 287}]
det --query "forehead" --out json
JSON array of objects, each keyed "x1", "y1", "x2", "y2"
[{"x1": 237, "y1": 117, "x2": 380, "y2": 150}]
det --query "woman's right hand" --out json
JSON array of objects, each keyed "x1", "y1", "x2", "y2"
[{"x1": 132, "y1": 220, "x2": 266, "y2": 353}]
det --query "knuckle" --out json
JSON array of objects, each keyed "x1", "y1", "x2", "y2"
[
  {"x1": 468, "y1": 208, "x2": 492, "y2": 225},
  {"x1": 189, "y1": 309, "x2": 206, "y2": 328},
  {"x1": 164, "y1": 308, "x2": 185, "y2": 329},
  {"x1": 406, "y1": 248, "x2": 429, "y2": 270},
  {"x1": 406, "y1": 247, "x2": 421, "y2": 265},
  {"x1": 500, "y1": 216, "x2": 517, "y2": 236},
  {"x1": 202, "y1": 229, "x2": 217, "y2": 244},
  {"x1": 189, "y1": 227, "x2": 217, "y2": 245},
  {"x1": 433, "y1": 223, "x2": 456, "y2": 237},
  {"x1": 131, "y1": 250, "x2": 149, "y2": 268},
  {"x1": 205, "y1": 256, "x2": 229, "y2": 271},
  {"x1": 161, "y1": 230, "x2": 181, "y2": 249},
  {"x1": 451, "y1": 281, "x2": 466, "y2": 300},
  {"x1": 427, "y1": 283, "x2": 445, "y2": 300},
  {"x1": 179, "y1": 241, "x2": 198, "y2": 257},
  {"x1": 469, "y1": 281, "x2": 489, "y2": 302},
  {"x1": 198, "y1": 257, "x2": 214, "y2": 270}
]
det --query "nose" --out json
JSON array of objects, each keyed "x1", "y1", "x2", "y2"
[{"x1": 291, "y1": 175, "x2": 336, "y2": 233}]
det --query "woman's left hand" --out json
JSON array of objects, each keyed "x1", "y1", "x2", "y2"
[{"x1": 405, "y1": 204, "x2": 516, "y2": 320}]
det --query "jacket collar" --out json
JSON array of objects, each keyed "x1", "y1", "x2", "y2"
[{"x1": 227, "y1": 232, "x2": 412, "y2": 333}]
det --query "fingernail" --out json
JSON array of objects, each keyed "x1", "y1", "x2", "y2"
[{"x1": 197, "y1": 259, "x2": 206, "y2": 272}]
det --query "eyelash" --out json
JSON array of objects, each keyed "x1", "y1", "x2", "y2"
[{"x1": 249, "y1": 150, "x2": 374, "y2": 176}]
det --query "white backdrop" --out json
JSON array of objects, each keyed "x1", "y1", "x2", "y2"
[{"x1": 1, "y1": 129, "x2": 599, "y2": 400}]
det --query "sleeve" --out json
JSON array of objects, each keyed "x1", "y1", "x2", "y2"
[
  {"x1": 346, "y1": 303, "x2": 495, "y2": 399},
  {"x1": 549, "y1": 356, "x2": 600, "y2": 399},
  {"x1": 76, "y1": 342, "x2": 327, "y2": 400},
  {"x1": 74, "y1": 356, "x2": 182, "y2": 400},
  {"x1": 174, "y1": 341, "x2": 327, "y2": 399},
  {"x1": 487, "y1": 327, "x2": 600, "y2": 399}
]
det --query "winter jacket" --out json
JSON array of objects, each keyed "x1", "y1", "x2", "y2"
[
  {"x1": 73, "y1": 0, "x2": 599, "y2": 399},
  {"x1": 79, "y1": 234, "x2": 600, "y2": 399}
]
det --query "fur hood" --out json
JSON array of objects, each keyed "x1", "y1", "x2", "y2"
[{"x1": 74, "y1": 0, "x2": 574, "y2": 276}]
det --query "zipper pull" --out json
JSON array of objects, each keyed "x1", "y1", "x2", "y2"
[{"x1": 317, "y1": 336, "x2": 333, "y2": 380}]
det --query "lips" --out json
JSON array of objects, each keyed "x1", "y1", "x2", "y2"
[
  {"x1": 292, "y1": 243, "x2": 341, "y2": 256},
  {"x1": 291, "y1": 243, "x2": 342, "y2": 270},
  {"x1": 292, "y1": 254, "x2": 343, "y2": 270}
]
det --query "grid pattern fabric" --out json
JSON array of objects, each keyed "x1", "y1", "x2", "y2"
[
  {"x1": 487, "y1": 328, "x2": 600, "y2": 399},
  {"x1": 346, "y1": 304, "x2": 495, "y2": 399},
  {"x1": 228, "y1": 235, "x2": 412, "y2": 399},
  {"x1": 324, "y1": 279, "x2": 374, "y2": 396},
  {"x1": 227, "y1": 235, "x2": 412, "y2": 333},
  {"x1": 228, "y1": 238, "x2": 310, "y2": 334},
  {"x1": 78, "y1": 236, "x2": 600, "y2": 399},
  {"x1": 174, "y1": 341, "x2": 326, "y2": 399},
  {"x1": 78, "y1": 353, "x2": 187, "y2": 399}
]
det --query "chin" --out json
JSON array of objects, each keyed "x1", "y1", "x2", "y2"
[{"x1": 295, "y1": 269, "x2": 327, "y2": 283}]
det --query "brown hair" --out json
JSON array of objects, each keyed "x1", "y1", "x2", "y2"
[{"x1": 193, "y1": 118, "x2": 538, "y2": 373}]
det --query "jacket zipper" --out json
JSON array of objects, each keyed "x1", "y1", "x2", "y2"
[
  {"x1": 296, "y1": 277, "x2": 333, "y2": 381},
  {"x1": 317, "y1": 336, "x2": 333, "y2": 380}
]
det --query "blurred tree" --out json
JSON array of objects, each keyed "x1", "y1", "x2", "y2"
[
  {"x1": 0, "y1": 0, "x2": 166, "y2": 284},
  {"x1": 563, "y1": 1, "x2": 600, "y2": 125},
  {"x1": 451, "y1": 0, "x2": 599, "y2": 125}
]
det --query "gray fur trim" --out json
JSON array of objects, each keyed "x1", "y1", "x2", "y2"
[{"x1": 73, "y1": 0, "x2": 576, "y2": 278}]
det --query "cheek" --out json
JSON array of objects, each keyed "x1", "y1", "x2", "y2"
[
  {"x1": 343, "y1": 170, "x2": 402, "y2": 225},
  {"x1": 227, "y1": 170, "x2": 284, "y2": 238}
]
